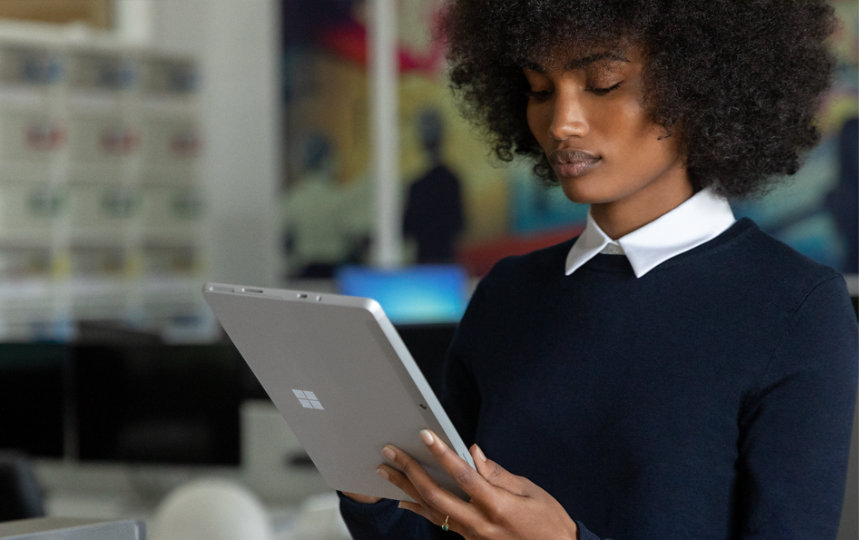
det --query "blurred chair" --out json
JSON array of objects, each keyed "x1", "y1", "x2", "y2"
[
  {"x1": 0, "y1": 452, "x2": 44, "y2": 522},
  {"x1": 150, "y1": 478, "x2": 272, "y2": 540}
]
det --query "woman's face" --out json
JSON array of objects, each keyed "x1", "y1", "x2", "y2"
[{"x1": 524, "y1": 44, "x2": 692, "y2": 237}]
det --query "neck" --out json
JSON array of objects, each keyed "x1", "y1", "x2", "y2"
[{"x1": 590, "y1": 172, "x2": 694, "y2": 240}]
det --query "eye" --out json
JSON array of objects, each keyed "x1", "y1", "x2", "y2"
[
  {"x1": 525, "y1": 89, "x2": 552, "y2": 102},
  {"x1": 521, "y1": 67, "x2": 552, "y2": 102},
  {"x1": 586, "y1": 82, "x2": 622, "y2": 96}
]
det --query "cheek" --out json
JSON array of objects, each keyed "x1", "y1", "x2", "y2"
[
  {"x1": 526, "y1": 107, "x2": 539, "y2": 140},
  {"x1": 614, "y1": 99, "x2": 658, "y2": 138},
  {"x1": 526, "y1": 104, "x2": 548, "y2": 144},
  {"x1": 612, "y1": 104, "x2": 682, "y2": 171},
  {"x1": 597, "y1": 102, "x2": 666, "y2": 163}
]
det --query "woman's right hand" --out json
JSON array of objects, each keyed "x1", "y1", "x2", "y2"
[{"x1": 342, "y1": 491, "x2": 382, "y2": 504}]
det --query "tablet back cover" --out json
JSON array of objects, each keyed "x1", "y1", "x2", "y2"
[{"x1": 202, "y1": 282, "x2": 473, "y2": 500}]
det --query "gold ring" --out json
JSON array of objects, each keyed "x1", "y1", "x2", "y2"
[{"x1": 441, "y1": 515, "x2": 450, "y2": 532}]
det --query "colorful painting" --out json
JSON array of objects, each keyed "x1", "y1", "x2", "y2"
[{"x1": 280, "y1": 0, "x2": 858, "y2": 277}]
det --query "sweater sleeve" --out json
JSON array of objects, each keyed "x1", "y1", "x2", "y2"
[
  {"x1": 735, "y1": 274, "x2": 858, "y2": 539},
  {"x1": 338, "y1": 494, "x2": 453, "y2": 539}
]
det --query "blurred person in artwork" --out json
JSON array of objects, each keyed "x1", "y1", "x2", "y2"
[
  {"x1": 282, "y1": 133, "x2": 360, "y2": 279},
  {"x1": 403, "y1": 107, "x2": 465, "y2": 264}
]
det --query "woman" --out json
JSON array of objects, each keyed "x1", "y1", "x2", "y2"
[{"x1": 340, "y1": 1, "x2": 858, "y2": 538}]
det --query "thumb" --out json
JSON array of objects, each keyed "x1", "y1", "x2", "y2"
[{"x1": 470, "y1": 444, "x2": 528, "y2": 495}]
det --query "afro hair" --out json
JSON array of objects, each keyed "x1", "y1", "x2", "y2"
[{"x1": 438, "y1": 0, "x2": 838, "y2": 198}]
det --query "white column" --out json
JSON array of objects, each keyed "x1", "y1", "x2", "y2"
[
  {"x1": 148, "y1": 0, "x2": 281, "y2": 286},
  {"x1": 368, "y1": 0, "x2": 402, "y2": 268},
  {"x1": 113, "y1": 0, "x2": 153, "y2": 44},
  {"x1": 203, "y1": 0, "x2": 280, "y2": 285}
]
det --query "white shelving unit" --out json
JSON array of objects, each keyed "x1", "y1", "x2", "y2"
[{"x1": 0, "y1": 27, "x2": 208, "y2": 340}]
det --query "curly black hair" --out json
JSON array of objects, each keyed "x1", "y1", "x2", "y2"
[{"x1": 438, "y1": 0, "x2": 837, "y2": 198}]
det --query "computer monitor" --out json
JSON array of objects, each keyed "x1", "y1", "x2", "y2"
[
  {"x1": 335, "y1": 264, "x2": 470, "y2": 325},
  {"x1": 73, "y1": 343, "x2": 246, "y2": 466},
  {"x1": 0, "y1": 343, "x2": 67, "y2": 459}
]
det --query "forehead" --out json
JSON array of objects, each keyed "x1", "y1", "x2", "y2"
[{"x1": 522, "y1": 42, "x2": 641, "y2": 72}]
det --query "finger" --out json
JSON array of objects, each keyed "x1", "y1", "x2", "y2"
[
  {"x1": 383, "y1": 441, "x2": 480, "y2": 524},
  {"x1": 420, "y1": 430, "x2": 497, "y2": 501},
  {"x1": 399, "y1": 501, "x2": 462, "y2": 535},
  {"x1": 376, "y1": 463, "x2": 426, "y2": 504},
  {"x1": 470, "y1": 444, "x2": 529, "y2": 496}
]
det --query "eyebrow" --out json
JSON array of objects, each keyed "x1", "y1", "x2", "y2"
[{"x1": 523, "y1": 51, "x2": 630, "y2": 73}]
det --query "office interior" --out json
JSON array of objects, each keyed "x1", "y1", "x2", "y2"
[{"x1": 0, "y1": 1, "x2": 855, "y2": 539}]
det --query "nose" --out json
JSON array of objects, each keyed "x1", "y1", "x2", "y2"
[{"x1": 548, "y1": 90, "x2": 588, "y2": 141}]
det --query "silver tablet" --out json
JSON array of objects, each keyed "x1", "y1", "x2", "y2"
[{"x1": 202, "y1": 282, "x2": 474, "y2": 501}]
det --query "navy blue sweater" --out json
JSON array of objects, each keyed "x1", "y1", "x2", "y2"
[{"x1": 340, "y1": 218, "x2": 858, "y2": 539}]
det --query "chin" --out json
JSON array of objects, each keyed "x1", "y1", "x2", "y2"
[{"x1": 558, "y1": 178, "x2": 619, "y2": 206}]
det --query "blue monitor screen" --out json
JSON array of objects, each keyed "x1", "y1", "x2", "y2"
[{"x1": 336, "y1": 265, "x2": 470, "y2": 324}]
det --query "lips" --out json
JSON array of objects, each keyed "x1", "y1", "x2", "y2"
[{"x1": 549, "y1": 149, "x2": 601, "y2": 178}]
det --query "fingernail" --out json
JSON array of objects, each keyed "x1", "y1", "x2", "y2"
[
  {"x1": 376, "y1": 467, "x2": 389, "y2": 480},
  {"x1": 382, "y1": 446, "x2": 396, "y2": 460},
  {"x1": 420, "y1": 429, "x2": 435, "y2": 445},
  {"x1": 474, "y1": 444, "x2": 487, "y2": 462}
]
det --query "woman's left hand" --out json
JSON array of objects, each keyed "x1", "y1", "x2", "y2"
[{"x1": 376, "y1": 429, "x2": 578, "y2": 540}]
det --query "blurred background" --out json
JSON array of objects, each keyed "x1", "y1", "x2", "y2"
[{"x1": 0, "y1": 1, "x2": 854, "y2": 539}]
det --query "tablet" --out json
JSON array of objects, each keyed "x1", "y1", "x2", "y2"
[{"x1": 202, "y1": 282, "x2": 474, "y2": 501}]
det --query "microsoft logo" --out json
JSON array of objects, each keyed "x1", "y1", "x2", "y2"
[{"x1": 292, "y1": 389, "x2": 324, "y2": 410}]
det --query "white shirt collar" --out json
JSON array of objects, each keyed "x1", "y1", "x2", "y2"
[{"x1": 565, "y1": 187, "x2": 736, "y2": 278}]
